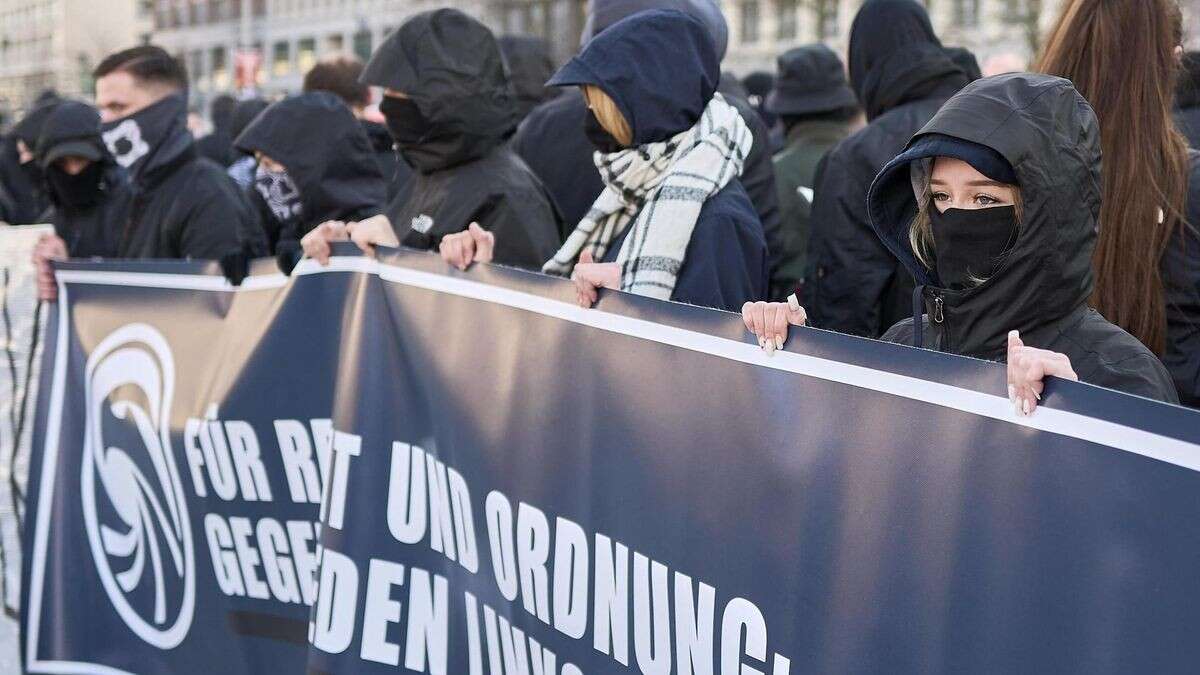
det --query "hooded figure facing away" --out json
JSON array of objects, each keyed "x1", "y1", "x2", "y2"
[
  {"x1": 0, "y1": 96, "x2": 62, "y2": 223},
  {"x1": 235, "y1": 91, "x2": 387, "y2": 272},
  {"x1": 745, "y1": 74, "x2": 1178, "y2": 408},
  {"x1": 436, "y1": 10, "x2": 767, "y2": 312},
  {"x1": 803, "y1": 0, "x2": 970, "y2": 338},
  {"x1": 497, "y1": 36, "x2": 559, "y2": 121},
  {"x1": 319, "y1": 8, "x2": 560, "y2": 270},
  {"x1": 512, "y1": 0, "x2": 780, "y2": 246},
  {"x1": 35, "y1": 101, "x2": 132, "y2": 259},
  {"x1": 195, "y1": 94, "x2": 237, "y2": 167}
]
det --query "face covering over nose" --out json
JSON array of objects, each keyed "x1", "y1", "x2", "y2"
[
  {"x1": 930, "y1": 205, "x2": 1018, "y2": 290},
  {"x1": 379, "y1": 96, "x2": 432, "y2": 147},
  {"x1": 100, "y1": 94, "x2": 187, "y2": 177},
  {"x1": 46, "y1": 161, "x2": 104, "y2": 209},
  {"x1": 583, "y1": 108, "x2": 625, "y2": 154},
  {"x1": 254, "y1": 164, "x2": 304, "y2": 224}
]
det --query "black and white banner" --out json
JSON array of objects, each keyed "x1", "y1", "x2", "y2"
[{"x1": 21, "y1": 246, "x2": 1200, "y2": 674}]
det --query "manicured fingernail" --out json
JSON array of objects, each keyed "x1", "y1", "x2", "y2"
[
  {"x1": 1007, "y1": 385, "x2": 1015, "y2": 403},
  {"x1": 787, "y1": 294, "x2": 800, "y2": 312},
  {"x1": 1013, "y1": 399, "x2": 1021, "y2": 416},
  {"x1": 765, "y1": 340, "x2": 775, "y2": 355},
  {"x1": 775, "y1": 336, "x2": 785, "y2": 350},
  {"x1": 758, "y1": 337, "x2": 765, "y2": 349},
  {"x1": 1034, "y1": 391, "x2": 1041, "y2": 401},
  {"x1": 1022, "y1": 399, "x2": 1031, "y2": 416}
]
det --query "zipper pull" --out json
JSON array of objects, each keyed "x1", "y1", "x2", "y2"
[{"x1": 932, "y1": 295, "x2": 944, "y2": 324}]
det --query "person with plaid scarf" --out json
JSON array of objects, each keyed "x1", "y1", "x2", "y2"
[{"x1": 437, "y1": 9, "x2": 769, "y2": 312}]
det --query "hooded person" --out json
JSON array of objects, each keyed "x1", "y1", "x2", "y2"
[
  {"x1": 803, "y1": 0, "x2": 971, "y2": 338},
  {"x1": 512, "y1": 0, "x2": 781, "y2": 247},
  {"x1": 92, "y1": 46, "x2": 261, "y2": 260},
  {"x1": 0, "y1": 96, "x2": 62, "y2": 223},
  {"x1": 766, "y1": 44, "x2": 858, "y2": 301},
  {"x1": 226, "y1": 97, "x2": 270, "y2": 189},
  {"x1": 195, "y1": 94, "x2": 238, "y2": 167},
  {"x1": 430, "y1": 9, "x2": 767, "y2": 312},
  {"x1": 235, "y1": 91, "x2": 387, "y2": 273},
  {"x1": 302, "y1": 8, "x2": 561, "y2": 271},
  {"x1": 497, "y1": 36, "x2": 559, "y2": 122},
  {"x1": 35, "y1": 101, "x2": 132, "y2": 258},
  {"x1": 745, "y1": 74, "x2": 1178, "y2": 409}
]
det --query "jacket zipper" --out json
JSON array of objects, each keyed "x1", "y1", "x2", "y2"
[{"x1": 931, "y1": 295, "x2": 944, "y2": 324}]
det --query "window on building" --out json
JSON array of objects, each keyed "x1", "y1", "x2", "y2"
[
  {"x1": 211, "y1": 45, "x2": 229, "y2": 89},
  {"x1": 272, "y1": 40, "x2": 290, "y2": 77},
  {"x1": 954, "y1": 0, "x2": 980, "y2": 27},
  {"x1": 777, "y1": 0, "x2": 798, "y2": 41},
  {"x1": 817, "y1": 0, "x2": 839, "y2": 40},
  {"x1": 353, "y1": 29, "x2": 373, "y2": 61},
  {"x1": 327, "y1": 33, "x2": 344, "y2": 54},
  {"x1": 297, "y1": 37, "x2": 317, "y2": 74},
  {"x1": 740, "y1": 0, "x2": 760, "y2": 44}
]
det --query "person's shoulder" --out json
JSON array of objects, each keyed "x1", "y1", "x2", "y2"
[
  {"x1": 517, "y1": 93, "x2": 585, "y2": 137},
  {"x1": 1055, "y1": 309, "x2": 1178, "y2": 402},
  {"x1": 697, "y1": 181, "x2": 760, "y2": 230},
  {"x1": 880, "y1": 316, "x2": 919, "y2": 345}
]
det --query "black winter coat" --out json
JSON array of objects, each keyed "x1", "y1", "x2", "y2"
[
  {"x1": 513, "y1": 87, "x2": 780, "y2": 245},
  {"x1": 872, "y1": 74, "x2": 1177, "y2": 404},
  {"x1": 361, "y1": 119, "x2": 412, "y2": 200},
  {"x1": 235, "y1": 92, "x2": 387, "y2": 270},
  {"x1": 1162, "y1": 152, "x2": 1200, "y2": 405},
  {"x1": 48, "y1": 163, "x2": 132, "y2": 258},
  {"x1": 118, "y1": 123, "x2": 260, "y2": 260},
  {"x1": 804, "y1": 41, "x2": 969, "y2": 337},
  {"x1": 362, "y1": 9, "x2": 561, "y2": 271}
]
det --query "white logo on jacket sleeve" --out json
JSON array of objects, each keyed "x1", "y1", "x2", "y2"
[
  {"x1": 81, "y1": 324, "x2": 194, "y2": 648},
  {"x1": 411, "y1": 214, "x2": 434, "y2": 234},
  {"x1": 101, "y1": 119, "x2": 151, "y2": 168}
]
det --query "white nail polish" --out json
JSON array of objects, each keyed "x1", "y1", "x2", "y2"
[
  {"x1": 1007, "y1": 385, "x2": 1015, "y2": 402},
  {"x1": 1022, "y1": 399, "x2": 1031, "y2": 416}
]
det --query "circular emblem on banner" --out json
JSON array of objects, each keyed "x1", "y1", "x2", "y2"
[{"x1": 81, "y1": 324, "x2": 194, "y2": 648}]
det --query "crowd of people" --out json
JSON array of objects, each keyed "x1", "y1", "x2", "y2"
[{"x1": 4, "y1": 0, "x2": 1197, "y2": 414}]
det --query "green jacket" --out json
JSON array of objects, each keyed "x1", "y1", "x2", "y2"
[{"x1": 770, "y1": 119, "x2": 850, "y2": 300}]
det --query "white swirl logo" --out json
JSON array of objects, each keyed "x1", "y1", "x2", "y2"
[{"x1": 81, "y1": 324, "x2": 194, "y2": 648}]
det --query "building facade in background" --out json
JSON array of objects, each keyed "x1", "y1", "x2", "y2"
[
  {"x1": 149, "y1": 0, "x2": 584, "y2": 116},
  {"x1": 0, "y1": 0, "x2": 152, "y2": 119}
]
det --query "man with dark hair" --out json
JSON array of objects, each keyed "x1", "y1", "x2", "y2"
[
  {"x1": 303, "y1": 56, "x2": 411, "y2": 197},
  {"x1": 195, "y1": 93, "x2": 238, "y2": 167},
  {"x1": 765, "y1": 44, "x2": 859, "y2": 301},
  {"x1": 84, "y1": 45, "x2": 259, "y2": 262}
]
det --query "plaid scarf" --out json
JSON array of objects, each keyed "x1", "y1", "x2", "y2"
[{"x1": 543, "y1": 94, "x2": 752, "y2": 300}]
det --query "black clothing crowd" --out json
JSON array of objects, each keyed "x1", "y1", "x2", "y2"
[{"x1": 5, "y1": 0, "x2": 1199, "y2": 410}]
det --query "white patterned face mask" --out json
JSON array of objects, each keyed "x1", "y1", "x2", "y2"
[{"x1": 254, "y1": 164, "x2": 303, "y2": 224}]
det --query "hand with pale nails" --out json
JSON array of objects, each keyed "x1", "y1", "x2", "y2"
[
  {"x1": 438, "y1": 223, "x2": 494, "y2": 270},
  {"x1": 570, "y1": 249, "x2": 621, "y2": 308},
  {"x1": 1006, "y1": 329, "x2": 1077, "y2": 417},
  {"x1": 742, "y1": 294, "x2": 808, "y2": 354},
  {"x1": 31, "y1": 233, "x2": 68, "y2": 302},
  {"x1": 300, "y1": 220, "x2": 348, "y2": 265}
]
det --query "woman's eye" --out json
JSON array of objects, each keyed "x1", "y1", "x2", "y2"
[
  {"x1": 931, "y1": 192, "x2": 949, "y2": 202},
  {"x1": 975, "y1": 194, "x2": 999, "y2": 206}
]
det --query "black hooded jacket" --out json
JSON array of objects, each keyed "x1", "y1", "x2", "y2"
[
  {"x1": 497, "y1": 35, "x2": 559, "y2": 121},
  {"x1": 512, "y1": 11, "x2": 780, "y2": 245},
  {"x1": 105, "y1": 94, "x2": 261, "y2": 260},
  {"x1": 36, "y1": 101, "x2": 132, "y2": 258},
  {"x1": 361, "y1": 9, "x2": 561, "y2": 271},
  {"x1": 0, "y1": 98, "x2": 61, "y2": 223},
  {"x1": 804, "y1": 0, "x2": 970, "y2": 337},
  {"x1": 235, "y1": 92, "x2": 387, "y2": 270},
  {"x1": 870, "y1": 74, "x2": 1177, "y2": 403},
  {"x1": 361, "y1": 119, "x2": 412, "y2": 199},
  {"x1": 1175, "y1": 52, "x2": 1200, "y2": 149}
]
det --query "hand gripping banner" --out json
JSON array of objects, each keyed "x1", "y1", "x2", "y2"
[{"x1": 22, "y1": 247, "x2": 1200, "y2": 674}]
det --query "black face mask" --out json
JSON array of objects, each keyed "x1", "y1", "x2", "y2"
[
  {"x1": 100, "y1": 93, "x2": 187, "y2": 177},
  {"x1": 583, "y1": 108, "x2": 625, "y2": 154},
  {"x1": 46, "y1": 161, "x2": 104, "y2": 209},
  {"x1": 379, "y1": 96, "x2": 432, "y2": 147},
  {"x1": 20, "y1": 160, "x2": 44, "y2": 186},
  {"x1": 930, "y1": 205, "x2": 1018, "y2": 290}
]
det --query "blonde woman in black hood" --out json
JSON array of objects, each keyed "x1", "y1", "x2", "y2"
[{"x1": 744, "y1": 74, "x2": 1178, "y2": 414}]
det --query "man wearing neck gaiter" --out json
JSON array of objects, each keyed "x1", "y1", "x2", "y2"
[{"x1": 91, "y1": 45, "x2": 259, "y2": 261}]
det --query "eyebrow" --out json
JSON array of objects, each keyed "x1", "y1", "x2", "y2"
[{"x1": 930, "y1": 178, "x2": 1009, "y2": 188}]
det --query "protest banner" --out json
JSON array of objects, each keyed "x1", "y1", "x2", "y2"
[{"x1": 23, "y1": 248, "x2": 1200, "y2": 674}]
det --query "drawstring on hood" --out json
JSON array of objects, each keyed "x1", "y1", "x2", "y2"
[{"x1": 868, "y1": 73, "x2": 1102, "y2": 359}]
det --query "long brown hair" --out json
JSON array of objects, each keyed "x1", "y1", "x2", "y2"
[{"x1": 1036, "y1": 0, "x2": 1189, "y2": 355}]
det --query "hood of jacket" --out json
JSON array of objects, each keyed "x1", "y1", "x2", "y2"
[
  {"x1": 547, "y1": 9, "x2": 719, "y2": 145},
  {"x1": 848, "y1": 0, "x2": 968, "y2": 121},
  {"x1": 498, "y1": 35, "x2": 558, "y2": 117},
  {"x1": 867, "y1": 73, "x2": 1102, "y2": 358},
  {"x1": 35, "y1": 100, "x2": 110, "y2": 165},
  {"x1": 235, "y1": 91, "x2": 386, "y2": 224},
  {"x1": 12, "y1": 97, "x2": 63, "y2": 148},
  {"x1": 582, "y1": 0, "x2": 728, "y2": 60},
  {"x1": 361, "y1": 8, "x2": 517, "y2": 172}
]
